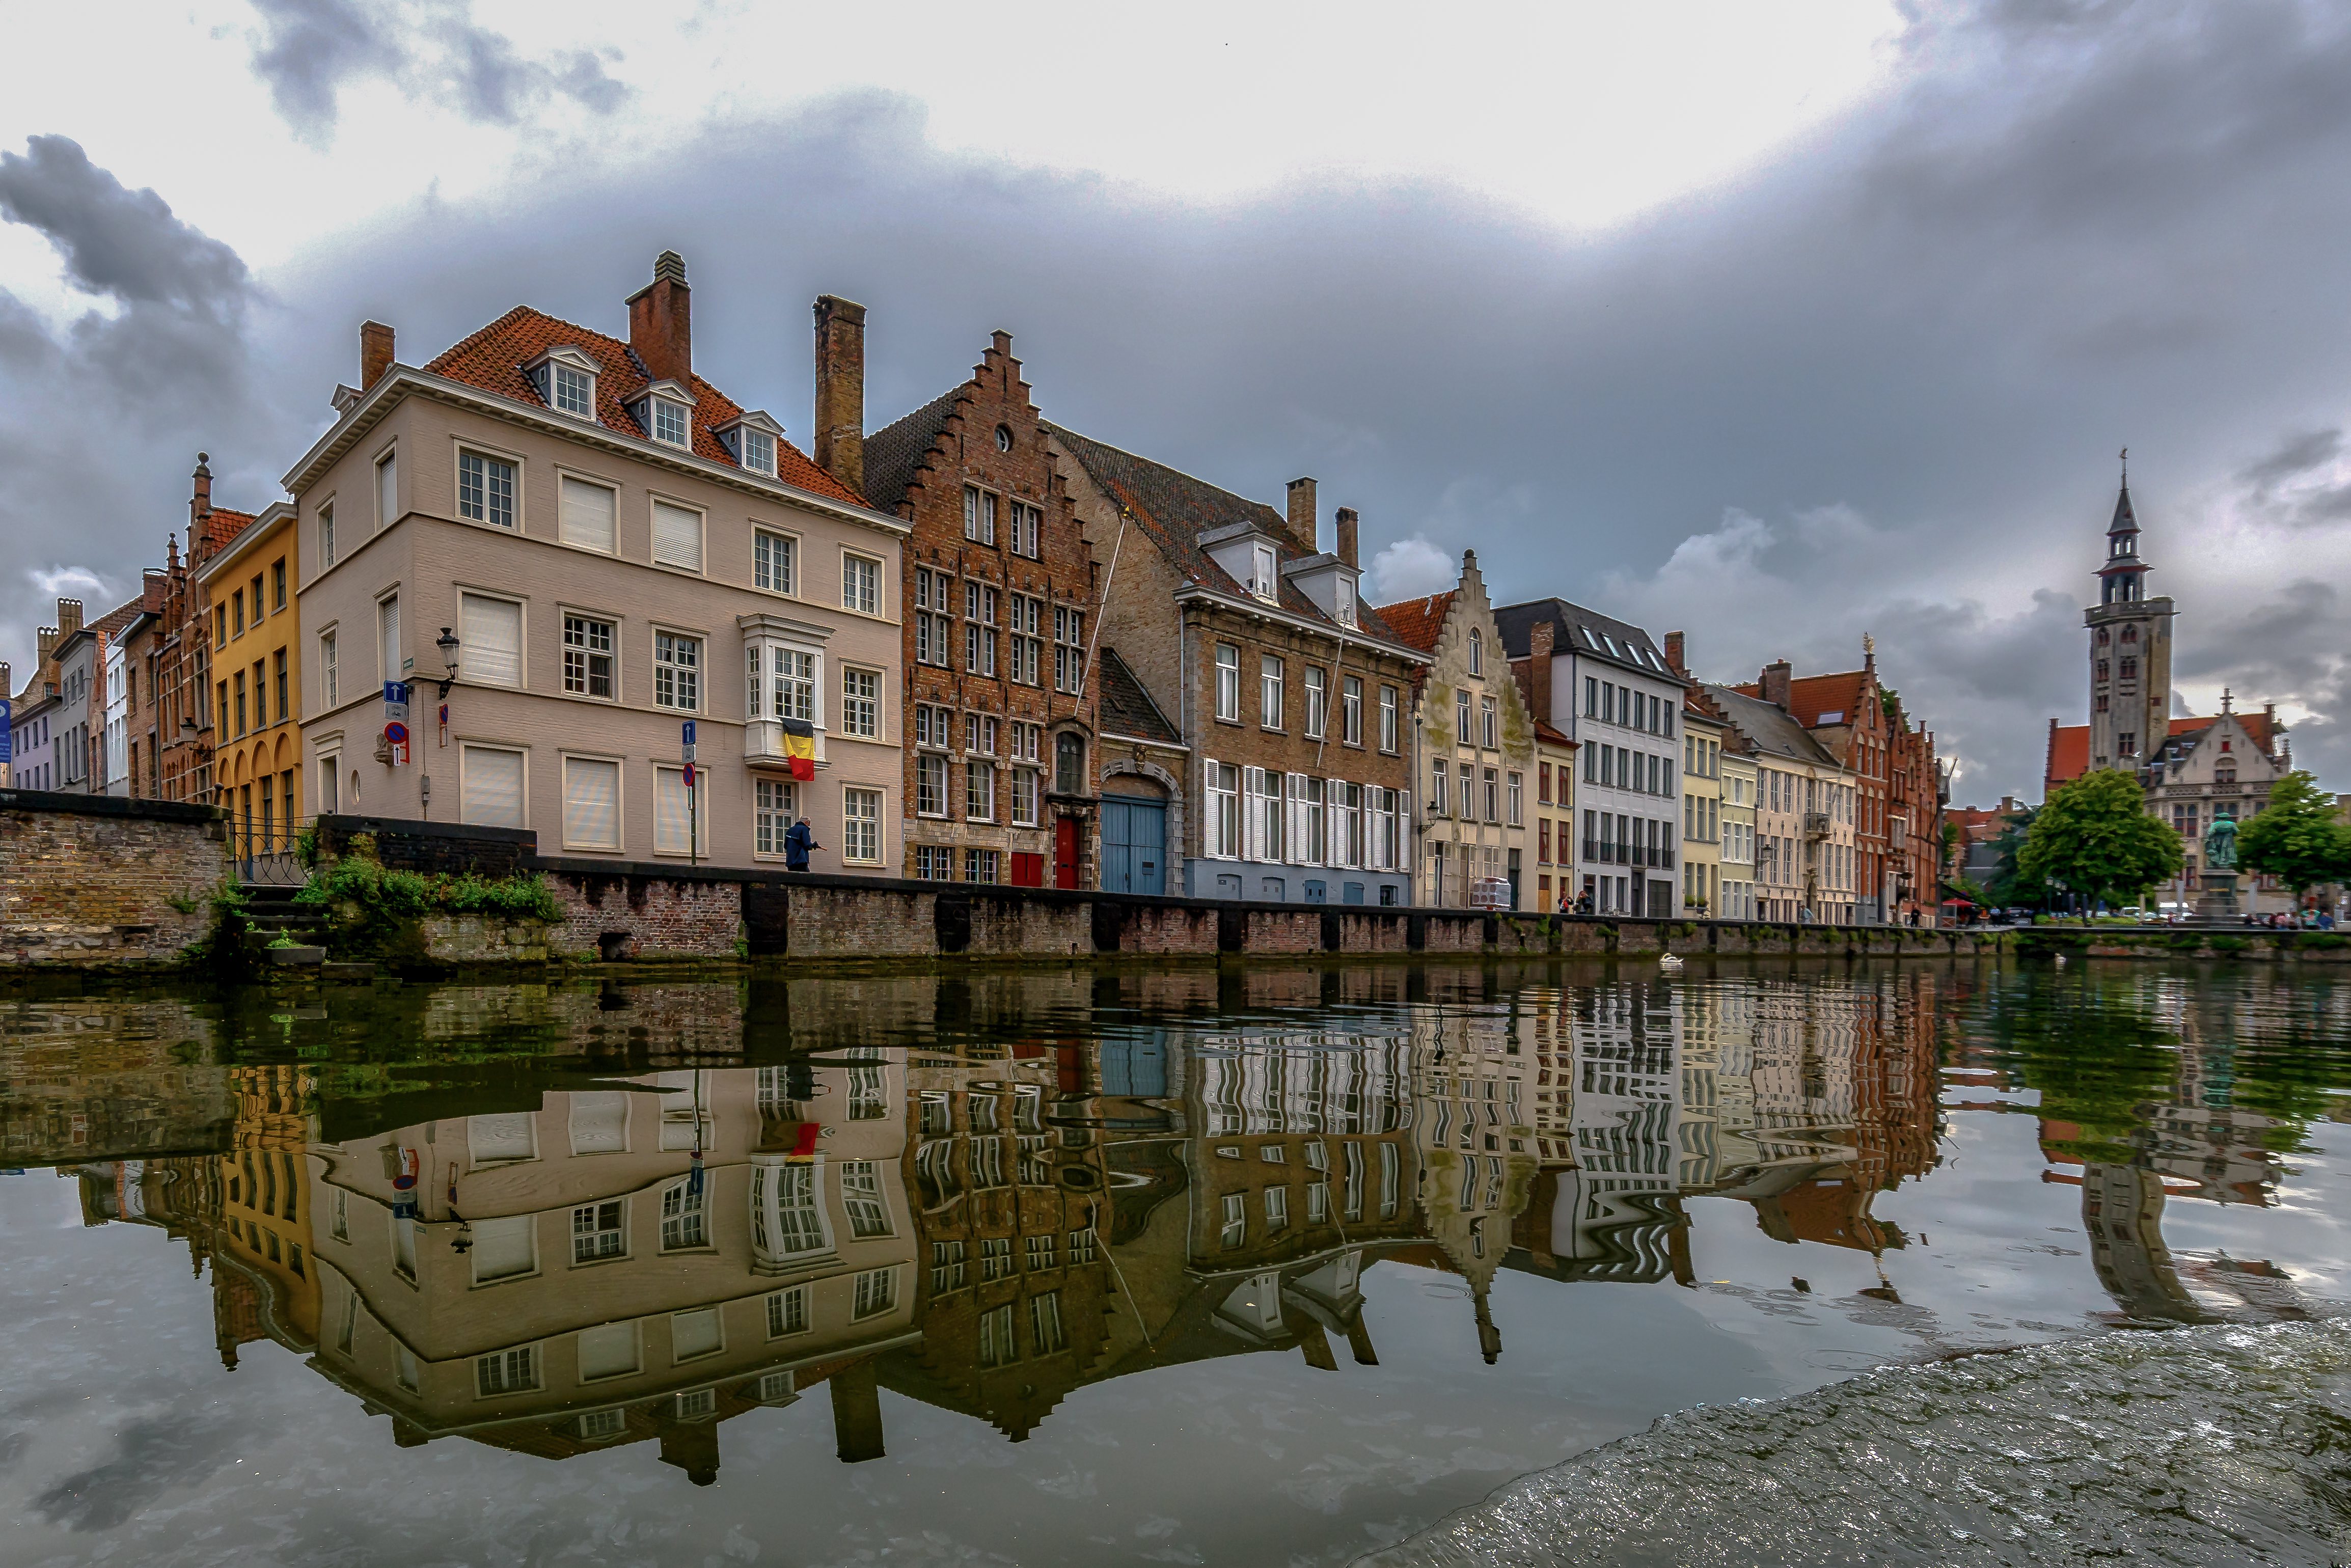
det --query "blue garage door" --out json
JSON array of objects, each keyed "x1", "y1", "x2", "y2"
[{"x1": 1101, "y1": 794, "x2": 1167, "y2": 896}]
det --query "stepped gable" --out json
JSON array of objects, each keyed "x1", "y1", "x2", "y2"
[
  {"x1": 861, "y1": 387, "x2": 962, "y2": 517},
  {"x1": 424, "y1": 305, "x2": 862, "y2": 509}
]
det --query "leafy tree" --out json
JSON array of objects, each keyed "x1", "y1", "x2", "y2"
[
  {"x1": 1984, "y1": 803, "x2": 2047, "y2": 907},
  {"x1": 2018, "y1": 769, "x2": 2183, "y2": 912},
  {"x1": 2233, "y1": 769, "x2": 2351, "y2": 895}
]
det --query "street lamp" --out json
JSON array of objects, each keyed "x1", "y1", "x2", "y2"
[{"x1": 434, "y1": 627, "x2": 461, "y2": 698}]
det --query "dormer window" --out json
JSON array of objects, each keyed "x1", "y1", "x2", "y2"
[
  {"x1": 526, "y1": 347, "x2": 600, "y2": 422},
  {"x1": 716, "y1": 411, "x2": 785, "y2": 479},
  {"x1": 627, "y1": 378, "x2": 697, "y2": 450},
  {"x1": 1252, "y1": 545, "x2": 1278, "y2": 600},
  {"x1": 1335, "y1": 576, "x2": 1356, "y2": 627},
  {"x1": 652, "y1": 398, "x2": 689, "y2": 446}
]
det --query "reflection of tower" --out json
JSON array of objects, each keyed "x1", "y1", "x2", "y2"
[{"x1": 2081, "y1": 1162, "x2": 2198, "y2": 1322}]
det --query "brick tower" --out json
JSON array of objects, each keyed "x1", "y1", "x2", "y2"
[{"x1": 2085, "y1": 465, "x2": 2174, "y2": 774}]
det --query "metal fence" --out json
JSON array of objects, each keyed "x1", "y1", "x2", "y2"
[{"x1": 228, "y1": 811, "x2": 311, "y2": 887}]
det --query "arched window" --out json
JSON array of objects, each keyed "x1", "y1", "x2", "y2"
[
  {"x1": 2215, "y1": 762, "x2": 2236, "y2": 786},
  {"x1": 1054, "y1": 731, "x2": 1085, "y2": 796},
  {"x1": 2096, "y1": 628, "x2": 2111, "y2": 644},
  {"x1": 2121, "y1": 626, "x2": 2138, "y2": 643},
  {"x1": 1468, "y1": 629, "x2": 1483, "y2": 676}
]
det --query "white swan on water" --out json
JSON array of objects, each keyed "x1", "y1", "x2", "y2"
[{"x1": 1658, "y1": 953, "x2": 1685, "y2": 973}]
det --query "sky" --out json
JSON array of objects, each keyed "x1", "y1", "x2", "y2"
[{"x1": 4, "y1": 0, "x2": 2350, "y2": 801}]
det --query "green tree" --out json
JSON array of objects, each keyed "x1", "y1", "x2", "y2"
[
  {"x1": 2235, "y1": 769, "x2": 2351, "y2": 894},
  {"x1": 1984, "y1": 803, "x2": 2046, "y2": 907},
  {"x1": 2018, "y1": 769, "x2": 2183, "y2": 912}
]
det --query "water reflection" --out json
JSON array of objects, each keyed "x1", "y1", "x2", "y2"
[{"x1": 24, "y1": 961, "x2": 2350, "y2": 1494}]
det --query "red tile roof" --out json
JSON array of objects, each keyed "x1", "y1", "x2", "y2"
[
  {"x1": 193, "y1": 507, "x2": 256, "y2": 558},
  {"x1": 1534, "y1": 719, "x2": 1574, "y2": 748},
  {"x1": 1732, "y1": 670, "x2": 1873, "y2": 729},
  {"x1": 2045, "y1": 712, "x2": 2281, "y2": 789},
  {"x1": 424, "y1": 306, "x2": 864, "y2": 509},
  {"x1": 1371, "y1": 592, "x2": 1454, "y2": 655}
]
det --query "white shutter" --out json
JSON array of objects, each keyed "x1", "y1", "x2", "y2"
[
  {"x1": 1330, "y1": 777, "x2": 1348, "y2": 867},
  {"x1": 560, "y1": 476, "x2": 616, "y2": 553},
  {"x1": 459, "y1": 594, "x2": 522, "y2": 686},
  {"x1": 378, "y1": 595, "x2": 400, "y2": 684},
  {"x1": 469, "y1": 1214, "x2": 536, "y2": 1283},
  {"x1": 468, "y1": 1112, "x2": 536, "y2": 1163},
  {"x1": 1244, "y1": 768, "x2": 1263, "y2": 862},
  {"x1": 376, "y1": 452, "x2": 397, "y2": 531},
  {"x1": 1201, "y1": 757, "x2": 1219, "y2": 857},
  {"x1": 576, "y1": 1321, "x2": 639, "y2": 1380},
  {"x1": 563, "y1": 756, "x2": 621, "y2": 849},
  {"x1": 1287, "y1": 773, "x2": 1308, "y2": 864},
  {"x1": 655, "y1": 767, "x2": 695, "y2": 854},
  {"x1": 461, "y1": 746, "x2": 525, "y2": 828},
  {"x1": 568, "y1": 1092, "x2": 631, "y2": 1154},
  {"x1": 652, "y1": 501, "x2": 703, "y2": 571}
]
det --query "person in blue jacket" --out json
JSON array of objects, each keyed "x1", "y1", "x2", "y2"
[{"x1": 784, "y1": 816, "x2": 819, "y2": 872}]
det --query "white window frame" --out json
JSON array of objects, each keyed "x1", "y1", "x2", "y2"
[
  {"x1": 318, "y1": 498, "x2": 337, "y2": 570},
  {"x1": 455, "y1": 444, "x2": 520, "y2": 531},
  {"x1": 1260, "y1": 655, "x2": 1284, "y2": 730},
  {"x1": 652, "y1": 628, "x2": 703, "y2": 712},
  {"x1": 550, "y1": 360, "x2": 595, "y2": 420},
  {"x1": 839, "y1": 664, "x2": 881, "y2": 739},
  {"x1": 458, "y1": 742, "x2": 528, "y2": 830},
  {"x1": 376, "y1": 590, "x2": 401, "y2": 685},
  {"x1": 650, "y1": 397, "x2": 691, "y2": 448},
  {"x1": 754, "y1": 777, "x2": 798, "y2": 858},
  {"x1": 915, "y1": 752, "x2": 949, "y2": 818},
  {"x1": 842, "y1": 551, "x2": 882, "y2": 616},
  {"x1": 1303, "y1": 666, "x2": 1327, "y2": 739},
  {"x1": 739, "y1": 425, "x2": 777, "y2": 477},
  {"x1": 457, "y1": 590, "x2": 525, "y2": 689},
  {"x1": 319, "y1": 626, "x2": 339, "y2": 708},
  {"x1": 841, "y1": 786, "x2": 884, "y2": 865},
  {"x1": 560, "y1": 610, "x2": 618, "y2": 701},
  {"x1": 650, "y1": 497, "x2": 706, "y2": 574},
  {"x1": 652, "y1": 764, "x2": 707, "y2": 858},
  {"x1": 752, "y1": 526, "x2": 797, "y2": 595},
  {"x1": 373, "y1": 445, "x2": 398, "y2": 533},
  {"x1": 1214, "y1": 643, "x2": 1242, "y2": 723}
]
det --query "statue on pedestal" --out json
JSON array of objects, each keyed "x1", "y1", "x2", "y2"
[{"x1": 2196, "y1": 809, "x2": 2240, "y2": 919}]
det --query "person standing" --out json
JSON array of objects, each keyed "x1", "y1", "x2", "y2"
[{"x1": 784, "y1": 816, "x2": 819, "y2": 873}]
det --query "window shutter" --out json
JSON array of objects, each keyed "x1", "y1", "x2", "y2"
[
  {"x1": 468, "y1": 1112, "x2": 535, "y2": 1163},
  {"x1": 460, "y1": 745, "x2": 525, "y2": 828},
  {"x1": 459, "y1": 594, "x2": 522, "y2": 686},
  {"x1": 560, "y1": 477, "x2": 617, "y2": 553},
  {"x1": 655, "y1": 767, "x2": 693, "y2": 854},
  {"x1": 568, "y1": 1092, "x2": 631, "y2": 1154},
  {"x1": 468, "y1": 1214, "x2": 536, "y2": 1282},
  {"x1": 1287, "y1": 773, "x2": 1308, "y2": 864},
  {"x1": 576, "y1": 1321, "x2": 638, "y2": 1380},
  {"x1": 379, "y1": 596, "x2": 400, "y2": 684},
  {"x1": 563, "y1": 757, "x2": 621, "y2": 849},
  {"x1": 1330, "y1": 776, "x2": 1347, "y2": 867},
  {"x1": 1243, "y1": 767, "x2": 1261, "y2": 861},
  {"x1": 652, "y1": 501, "x2": 703, "y2": 571}
]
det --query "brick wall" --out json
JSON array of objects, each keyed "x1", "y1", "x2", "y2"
[
  {"x1": 316, "y1": 814, "x2": 534, "y2": 876},
  {"x1": 0, "y1": 791, "x2": 227, "y2": 968},
  {"x1": 539, "y1": 863, "x2": 746, "y2": 960}
]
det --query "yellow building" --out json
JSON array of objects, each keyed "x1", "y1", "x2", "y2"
[
  {"x1": 1680, "y1": 699, "x2": 1728, "y2": 916},
  {"x1": 196, "y1": 501, "x2": 301, "y2": 859}
]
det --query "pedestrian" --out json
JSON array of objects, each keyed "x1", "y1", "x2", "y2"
[{"x1": 784, "y1": 815, "x2": 819, "y2": 872}]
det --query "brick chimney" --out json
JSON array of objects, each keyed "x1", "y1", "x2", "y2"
[
  {"x1": 1664, "y1": 630, "x2": 1686, "y2": 678},
  {"x1": 189, "y1": 452, "x2": 212, "y2": 525},
  {"x1": 58, "y1": 598, "x2": 83, "y2": 636},
  {"x1": 627, "y1": 251, "x2": 692, "y2": 386},
  {"x1": 1760, "y1": 658, "x2": 1792, "y2": 710},
  {"x1": 1286, "y1": 477, "x2": 1317, "y2": 556},
  {"x1": 36, "y1": 627, "x2": 57, "y2": 668},
  {"x1": 813, "y1": 295, "x2": 867, "y2": 499},
  {"x1": 360, "y1": 321, "x2": 395, "y2": 391},
  {"x1": 1527, "y1": 618, "x2": 1554, "y2": 724},
  {"x1": 1334, "y1": 507, "x2": 1358, "y2": 569}
]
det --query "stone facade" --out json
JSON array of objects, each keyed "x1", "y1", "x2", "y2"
[
  {"x1": 860, "y1": 331, "x2": 1101, "y2": 890},
  {"x1": 0, "y1": 792, "x2": 228, "y2": 966}
]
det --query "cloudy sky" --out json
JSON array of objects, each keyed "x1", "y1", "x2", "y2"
[{"x1": 4, "y1": 0, "x2": 2349, "y2": 800}]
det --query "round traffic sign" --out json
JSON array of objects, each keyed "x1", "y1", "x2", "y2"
[{"x1": 385, "y1": 721, "x2": 409, "y2": 745}]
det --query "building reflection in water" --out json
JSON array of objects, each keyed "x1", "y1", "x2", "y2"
[{"x1": 40, "y1": 964, "x2": 2323, "y2": 1481}]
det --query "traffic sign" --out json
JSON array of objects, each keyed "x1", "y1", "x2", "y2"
[
  {"x1": 683, "y1": 762, "x2": 697, "y2": 787},
  {"x1": 681, "y1": 719, "x2": 696, "y2": 763},
  {"x1": 385, "y1": 721, "x2": 409, "y2": 747}
]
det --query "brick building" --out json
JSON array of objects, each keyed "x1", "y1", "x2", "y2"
[
  {"x1": 1045, "y1": 433, "x2": 1422, "y2": 904},
  {"x1": 857, "y1": 325, "x2": 1101, "y2": 887},
  {"x1": 157, "y1": 455, "x2": 260, "y2": 804}
]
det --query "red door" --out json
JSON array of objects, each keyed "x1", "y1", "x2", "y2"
[{"x1": 1053, "y1": 817, "x2": 1081, "y2": 889}]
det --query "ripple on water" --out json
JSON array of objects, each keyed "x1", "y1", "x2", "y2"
[{"x1": 1361, "y1": 1320, "x2": 2351, "y2": 1567}]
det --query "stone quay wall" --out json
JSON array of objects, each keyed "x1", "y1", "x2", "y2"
[{"x1": 0, "y1": 791, "x2": 229, "y2": 969}]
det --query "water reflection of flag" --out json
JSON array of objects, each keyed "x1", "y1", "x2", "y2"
[{"x1": 779, "y1": 718, "x2": 816, "y2": 781}]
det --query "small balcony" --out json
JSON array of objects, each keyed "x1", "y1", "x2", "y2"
[{"x1": 1803, "y1": 812, "x2": 1831, "y2": 839}]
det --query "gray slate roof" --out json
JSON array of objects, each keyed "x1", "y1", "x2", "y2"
[
  {"x1": 1095, "y1": 646, "x2": 1182, "y2": 745},
  {"x1": 1703, "y1": 684, "x2": 1840, "y2": 766},
  {"x1": 1494, "y1": 598, "x2": 1674, "y2": 680}
]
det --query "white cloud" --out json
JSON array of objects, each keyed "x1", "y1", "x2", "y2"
[{"x1": 1366, "y1": 536, "x2": 1457, "y2": 603}]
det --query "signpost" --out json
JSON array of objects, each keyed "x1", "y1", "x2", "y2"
[
  {"x1": 382, "y1": 681, "x2": 412, "y2": 767},
  {"x1": 682, "y1": 721, "x2": 698, "y2": 865},
  {"x1": 0, "y1": 697, "x2": 11, "y2": 777}
]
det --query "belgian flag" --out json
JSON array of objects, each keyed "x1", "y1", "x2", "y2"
[{"x1": 779, "y1": 717, "x2": 816, "y2": 781}]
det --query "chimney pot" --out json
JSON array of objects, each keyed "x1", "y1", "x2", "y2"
[
  {"x1": 812, "y1": 295, "x2": 868, "y2": 499},
  {"x1": 1664, "y1": 631, "x2": 1686, "y2": 678},
  {"x1": 1527, "y1": 618, "x2": 1555, "y2": 726},
  {"x1": 1761, "y1": 659, "x2": 1793, "y2": 711},
  {"x1": 58, "y1": 598, "x2": 83, "y2": 636},
  {"x1": 1334, "y1": 507, "x2": 1359, "y2": 569},
  {"x1": 626, "y1": 253, "x2": 692, "y2": 385},
  {"x1": 1286, "y1": 477, "x2": 1317, "y2": 556},
  {"x1": 360, "y1": 321, "x2": 395, "y2": 391}
]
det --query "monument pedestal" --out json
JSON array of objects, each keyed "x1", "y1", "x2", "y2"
[{"x1": 2195, "y1": 873, "x2": 2239, "y2": 921}]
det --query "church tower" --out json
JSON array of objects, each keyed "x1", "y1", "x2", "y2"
[{"x1": 2085, "y1": 468, "x2": 2174, "y2": 773}]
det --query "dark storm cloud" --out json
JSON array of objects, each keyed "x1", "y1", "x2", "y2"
[
  {"x1": 246, "y1": 0, "x2": 628, "y2": 141},
  {"x1": 13, "y1": 0, "x2": 2351, "y2": 801},
  {"x1": 0, "y1": 137, "x2": 267, "y2": 662}
]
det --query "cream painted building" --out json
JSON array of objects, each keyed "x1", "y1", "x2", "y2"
[
  {"x1": 1706, "y1": 683, "x2": 1859, "y2": 923},
  {"x1": 1717, "y1": 747, "x2": 1758, "y2": 920},
  {"x1": 1375, "y1": 552, "x2": 1535, "y2": 909},
  {"x1": 289, "y1": 253, "x2": 907, "y2": 873},
  {"x1": 307, "y1": 1060, "x2": 915, "y2": 1471}
]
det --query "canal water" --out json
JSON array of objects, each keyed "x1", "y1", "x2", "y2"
[{"x1": 0, "y1": 959, "x2": 2344, "y2": 1566}]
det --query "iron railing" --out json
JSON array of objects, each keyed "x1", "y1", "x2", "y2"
[{"x1": 228, "y1": 811, "x2": 311, "y2": 887}]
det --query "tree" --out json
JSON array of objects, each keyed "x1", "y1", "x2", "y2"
[
  {"x1": 2018, "y1": 769, "x2": 2183, "y2": 912},
  {"x1": 2235, "y1": 769, "x2": 2351, "y2": 895},
  {"x1": 1985, "y1": 803, "x2": 2047, "y2": 908}
]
